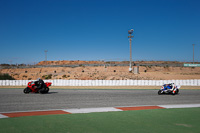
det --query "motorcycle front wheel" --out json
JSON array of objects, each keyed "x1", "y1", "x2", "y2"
[
  {"x1": 158, "y1": 90, "x2": 163, "y2": 95},
  {"x1": 23, "y1": 87, "x2": 31, "y2": 94}
]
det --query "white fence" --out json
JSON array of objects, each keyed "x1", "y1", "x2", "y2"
[{"x1": 0, "y1": 79, "x2": 200, "y2": 86}]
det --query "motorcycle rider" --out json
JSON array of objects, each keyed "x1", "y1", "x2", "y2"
[
  {"x1": 164, "y1": 83, "x2": 175, "y2": 91},
  {"x1": 34, "y1": 78, "x2": 46, "y2": 93}
]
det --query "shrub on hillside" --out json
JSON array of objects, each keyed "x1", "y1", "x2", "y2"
[
  {"x1": 0, "y1": 73, "x2": 15, "y2": 80},
  {"x1": 42, "y1": 74, "x2": 52, "y2": 79}
]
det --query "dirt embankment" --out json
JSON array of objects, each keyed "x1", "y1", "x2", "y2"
[{"x1": 0, "y1": 60, "x2": 200, "y2": 80}]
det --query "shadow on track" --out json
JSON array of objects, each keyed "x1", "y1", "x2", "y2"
[{"x1": 47, "y1": 92, "x2": 58, "y2": 94}]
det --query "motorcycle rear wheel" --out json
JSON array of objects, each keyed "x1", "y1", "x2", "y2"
[
  {"x1": 176, "y1": 89, "x2": 179, "y2": 94},
  {"x1": 45, "y1": 87, "x2": 49, "y2": 93}
]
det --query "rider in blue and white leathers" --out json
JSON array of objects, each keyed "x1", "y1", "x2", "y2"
[{"x1": 163, "y1": 83, "x2": 175, "y2": 91}]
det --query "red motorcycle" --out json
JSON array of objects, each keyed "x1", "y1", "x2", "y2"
[{"x1": 23, "y1": 81, "x2": 52, "y2": 94}]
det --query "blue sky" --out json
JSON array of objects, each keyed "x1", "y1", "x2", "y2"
[{"x1": 0, "y1": 0, "x2": 200, "y2": 64}]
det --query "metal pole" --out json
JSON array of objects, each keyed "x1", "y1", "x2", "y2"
[
  {"x1": 192, "y1": 44, "x2": 195, "y2": 64},
  {"x1": 129, "y1": 37, "x2": 132, "y2": 70},
  {"x1": 45, "y1": 50, "x2": 48, "y2": 65},
  {"x1": 128, "y1": 29, "x2": 134, "y2": 72}
]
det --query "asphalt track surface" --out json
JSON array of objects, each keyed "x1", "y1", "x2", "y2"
[{"x1": 0, "y1": 89, "x2": 200, "y2": 112}]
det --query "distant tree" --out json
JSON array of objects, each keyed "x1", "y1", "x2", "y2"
[
  {"x1": 0, "y1": 64, "x2": 10, "y2": 66},
  {"x1": 0, "y1": 73, "x2": 15, "y2": 80}
]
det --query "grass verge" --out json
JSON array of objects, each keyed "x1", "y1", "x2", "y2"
[{"x1": 0, "y1": 108, "x2": 200, "y2": 133}]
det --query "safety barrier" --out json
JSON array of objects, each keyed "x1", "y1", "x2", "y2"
[{"x1": 0, "y1": 79, "x2": 200, "y2": 86}]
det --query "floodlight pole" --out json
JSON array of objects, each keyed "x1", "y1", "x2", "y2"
[
  {"x1": 192, "y1": 44, "x2": 195, "y2": 64},
  {"x1": 45, "y1": 50, "x2": 48, "y2": 65},
  {"x1": 128, "y1": 29, "x2": 134, "y2": 72}
]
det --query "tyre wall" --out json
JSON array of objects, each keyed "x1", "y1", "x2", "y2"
[{"x1": 0, "y1": 79, "x2": 200, "y2": 86}]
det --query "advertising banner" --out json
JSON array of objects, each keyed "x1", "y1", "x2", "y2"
[{"x1": 184, "y1": 64, "x2": 200, "y2": 67}]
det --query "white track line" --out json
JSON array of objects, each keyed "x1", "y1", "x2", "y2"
[
  {"x1": 0, "y1": 114, "x2": 8, "y2": 119},
  {"x1": 159, "y1": 104, "x2": 200, "y2": 109},
  {"x1": 63, "y1": 107, "x2": 122, "y2": 114}
]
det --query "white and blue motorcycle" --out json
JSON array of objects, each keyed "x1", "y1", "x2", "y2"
[{"x1": 158, "y1": 83, "x2": 180, "y2": 95}]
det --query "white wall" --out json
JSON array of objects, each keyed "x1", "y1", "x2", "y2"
[{"x1": 0, "y1": 79, "x2": 200, "y2": 86}]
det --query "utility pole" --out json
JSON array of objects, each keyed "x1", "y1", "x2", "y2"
[
  {"x1": 128, "y1": 29, "x2": 134, "y2": 72},
  {"x1": 192, "y1": 44, "x2": 195, "y2": 64},
  {"x1": 44, "y1": 50, "x2": 48, "y2": 65}
]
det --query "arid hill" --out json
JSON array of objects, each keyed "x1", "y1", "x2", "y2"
[
  {"x1": 1, "y1": 60, "x2": 200, "y2": 80},
  {"x1": 37, "y1": 60, "x2": 104, "y2": 65},
  {"x1": 37, "y1": 60, "x2": 185, "y2": 65}
]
